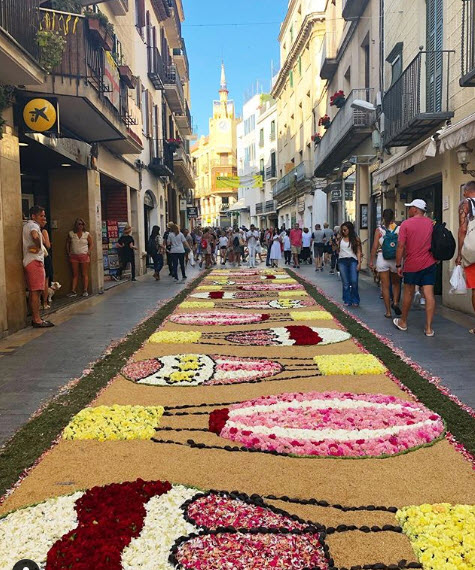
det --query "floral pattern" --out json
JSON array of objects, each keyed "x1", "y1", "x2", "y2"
[
  {"x1": 290, "y1": 311, "x2": 333, "y2": 321},
  {"x1": 239, "y1": 283, "x2": 305, "y2": 291},
  {"x1": 180, "y1": 301, "x2": 215, "y2": 309},
  {"x1": 230, "y1": 298, "x2": 316, "y2": 309},
  {"x1": 148, "y1": 331, "x2": 202, "y2": 344},
  {"x1": 122, "y1": 355, "x2": 283, "y2": 387},
  {"x1": 397, "y1": 504, "x2": 475, "y2": 570},
  {"x1": 62, "y1": 405, "x2": 164, "y2": 441},
  {"x1": 226, "y1": 326, "x2": 351, "y2": 346},
  {"x1": 169, "y1": 312, "x2": 271, "y2": 326},
  {"x1": 209, "y1": 391, "x2": 445, "y2": 457},
  {"x1": 314, "y1": 354, "x2": 388, "y2": 375}
]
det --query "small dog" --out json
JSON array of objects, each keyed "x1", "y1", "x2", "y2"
[{"x1": 47, "y1": 281, "x2": 61, "y2": 304}]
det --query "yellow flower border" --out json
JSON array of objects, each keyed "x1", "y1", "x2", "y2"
[
  {"x1": 148, "y1": 331, "x2": 202, "y2": 344},
  {"x1": 290, "y1": 311, "x2": 333, "y2": 321},
  {"x1": 180, "y1": 301, "x2": 215, "y2": 309},
  {"x1": 314, "y1": 354, "x2": 387, "y2": 375}
]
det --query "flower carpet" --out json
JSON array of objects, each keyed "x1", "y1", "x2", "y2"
[{"x1": 0, "y1": 268, "x2": 474, "y2": 570}]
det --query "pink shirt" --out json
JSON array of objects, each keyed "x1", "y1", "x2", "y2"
[
  {"x1": 290, "y1": 229, "x2": 302, "y2": 247},
  {"x1": 398, "y1": 216, "x2": 436, "y2": 273}
]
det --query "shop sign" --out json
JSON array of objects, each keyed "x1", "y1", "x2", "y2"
[
  {"x1": 187, "y1": 206, "x2": 198, "y2": 219},
  {"x1": 331, "y1": 188, "x2": 354, "y2": 202},
  {"x1": 179, "y1": 199, "x2": 187, "y2": 211},
  {"x1": 22, "y1": 97, "x2": 59, "y2": 135}
]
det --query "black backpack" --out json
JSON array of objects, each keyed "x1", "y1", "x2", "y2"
[
  {"x1": 147, "y1": 236, "x2": 157, "y2": 256},
  {"x1": 233, "y1": 236, "x2": 240, "y2": 247},
  {"x1": 430, "y1": 222, "x2": 456, "y2": 261}
]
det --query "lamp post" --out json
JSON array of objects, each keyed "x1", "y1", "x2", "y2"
[{"x1": 456, "y1": 144, "x2": 475, "y2": 177}]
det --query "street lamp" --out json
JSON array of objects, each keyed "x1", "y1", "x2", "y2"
[{"x1": 456, "y1": 144, "x2": 475, "y2": 176}]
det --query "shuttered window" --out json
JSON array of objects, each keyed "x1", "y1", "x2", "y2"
[{"x1": 426, "y1": 0, "x2": 443, "y2": 112}]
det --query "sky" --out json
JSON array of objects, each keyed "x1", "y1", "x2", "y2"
[{"x1": 182, "y1": 0, "x2": 289, "y2": 138}]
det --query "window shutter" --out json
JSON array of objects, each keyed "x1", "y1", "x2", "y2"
[
  {"x1": 136, "y1": 0, "x2": 145, "y2": 29},
  {"x1": 148, "y1": 91, "x2": 154, "y2": 138},
  {"x1": 426, "y1": 0, "x2": 443, "y2": 112}
]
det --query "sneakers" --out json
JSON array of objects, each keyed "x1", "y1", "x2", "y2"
[
  {"x1": 420, "y1": 297, "x2": 426, "y2": 306},
  {"x1": 67, "y1": 291, "x2": 77, "y2": 298},
  {"x1": 32, "y1": 320, "x2": 54, "y2": 328},
  {"x1": 82, "y1": 291, "x2": 89, "y2": 297}
]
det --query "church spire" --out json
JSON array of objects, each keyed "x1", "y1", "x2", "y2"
[{"x1": 219, "y1": 61, "x2": 228, "y2": 95}]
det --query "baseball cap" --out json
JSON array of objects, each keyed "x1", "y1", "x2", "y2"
[{"x1": 404, "y1": 199, "x2": 427, "y2": 211}]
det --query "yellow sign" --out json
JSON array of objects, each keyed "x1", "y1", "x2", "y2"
[
  {"x1": 216, "y1": 175, "x2": 263, "y2": 189},
  {"x1": 22, "y1": 98, "x2": 58, "y2": 133}
]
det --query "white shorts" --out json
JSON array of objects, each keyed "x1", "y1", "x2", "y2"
[{"x1": 376, "y1": 252, "x2": 397, "y2": 273}]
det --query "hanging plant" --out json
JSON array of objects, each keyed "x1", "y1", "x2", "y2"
[
  {"x1": 330, "y1": 90, "x2": 346, "y2": 108},
  {"x1": 51, "y1": 0, "x2": 82, "y2": 12},
  {"x1": 0, "y1": 86, "x2": 16, "y2": 139},
  {"x1": 318, "y1": 114, "x2": 331, "y2": 129},
  {"x1": 311, "y1": 133, "x2": 322, "y2": 145},
  {"x1": 84, "y1": 10, "x2": 115, "y2": 51},
  {"x1": 37, "y1": 30, "x2": 66, "y2": 73}
]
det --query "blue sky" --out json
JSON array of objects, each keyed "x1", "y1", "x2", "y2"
[{"x1": 182, "y1": 0, "x2": 288, "y2": 137}]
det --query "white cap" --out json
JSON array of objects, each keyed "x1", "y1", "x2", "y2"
[{"x1": 404, "y1": 199, "x2": 427, "y2": 211}]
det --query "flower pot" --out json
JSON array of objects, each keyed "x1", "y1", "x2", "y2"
[
  {"x1": 334, "y1": 98, "x2": 345, "y2": 108},
  {"x1": 118, "y1": 65, "x2": 136, "y2": 89},
  {"x1": 323, "y1": 122, "x2": 331, "y2": 130},
  {"x1": 87, "y1": 17, "x2": 113, "y2": 51}
]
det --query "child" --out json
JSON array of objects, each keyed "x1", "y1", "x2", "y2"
[
  {"x1": 270, "y1": 233, "x2": 282, "y2": 268},
  {"x1": 283, "y1": 230, "x2": 291, "y2": 265}
]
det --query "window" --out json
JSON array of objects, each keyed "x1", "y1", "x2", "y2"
[
  {"x1": 260, "y1": 158, "x2": 265, "y2": 175},
  {"x1": 270, "y1": 120, "x2": 276, "y2": 141},
  {"x1": 386, "y1": 42, "x2": 403, "y2": 86},
  {"x1": 244, "y1": 114, "x2": 256, "y2": 135},
  {"x1": 135, "y1": 0, "x2": 145, "y2": 30},
  {"x1": 259, "y1": 128, "x2": 264, "y2": 147}
]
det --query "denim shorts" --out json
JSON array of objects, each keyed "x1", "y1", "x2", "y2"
[{"x1": 403, "y1": 263, "x2": 437, "y2": 286}]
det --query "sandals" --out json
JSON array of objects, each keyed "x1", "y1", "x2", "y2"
[
  {"x1": 424, "y1": 330, "x2": 435, "y2": 337},
  {"x1": 393, "y1": 318, "x2": 408, "y2": 331},
  {"x1": 32, "y1": 320, "x2": 55, "y2": 328},
  {"x1": 469, "y1": 328, "x2": 475, "y2": 335},
  {"x1": 391, "y1": 303, "x2": 402, "y2": 316},
  {"x1": 384, "y1": 314, "x2": 392, "y2": 318}
]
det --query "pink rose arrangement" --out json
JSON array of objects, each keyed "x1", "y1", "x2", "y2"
[{"x1": 170, "y1": 312, "x2": 271, "y2": 326}]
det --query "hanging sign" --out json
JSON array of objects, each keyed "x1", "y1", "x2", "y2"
[
  {"x1": 22, "y1": 97, "x2": 59, "y2": 134},
  {"x1": 187, "y1": 206, "x2": 198, "y2": 219},
  {"x1": 180, "y1": 199, "x2": 187, "y2": 211}
]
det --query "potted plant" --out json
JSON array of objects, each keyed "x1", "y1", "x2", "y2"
[
  {"x1": 84, "y1": 10, "x2": 114, "y2": 51},
  {"x1": 311, "y1": 133, "x2": 322, "y2": 145},
  {"x1": 37, "y1": 30, "x2": 67, "y2": 73},
  {"x1": 330, "y1": 90, "x2": 346, "y2": 108},
  {"x1": 166, "y1": 138, "x2": 182, "y2": 150},
  {"x1": 318, "y1": 115, "x2": 331, "y2": 130},
  {"x1": 118, "y1": 64, "x2": 137, "y2": 89},
  {"x1": 51, "y1": 0, "x2": 82, "y2": 12}
]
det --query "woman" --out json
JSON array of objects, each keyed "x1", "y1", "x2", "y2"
[
  {"x1": 283, "y1": 229, "x2": 291, "y2": 265},
  {"x1": 117, "y1": 224, "x2": 137, "y2": 281},
  {"x1": 270, "y1": 230, "x2": 282, "y2": 268},
  {"x1": 167, "y1": 223, "x2": 188, "y2": 282},
  {"x1": 329, "y1": 226, "x2": 340, "y2": 276},
  {"x1": 42, "y1": 225, "x2": 53, "y2": 309},
  {"x1": 369, "y1": 209, "x2": 402, "y2": 318},
  {"x1": 338, "y1": 221, "x2": 362, "y2": 307},
  {"x1": 148, "y1": 225, "x2": 163, "y2": 281},
  {"x1": 66, "y1": 218, "x2": 93, "y2": 297}
]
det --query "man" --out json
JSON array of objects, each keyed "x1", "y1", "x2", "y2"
[
  {"x1": 23, "y1": 205, "x2": 54, "y2": 328},
  {"x1": 394, "y1": 199, "x2": 437, "y2": 336},
  {"x1": 456, "y1": 180, "x2": 475, "y2": 333},
  {"x1": 289, "y1": 223, "x2": 303, "y2": 268},
  {"x1": 323, "y1": 222, "x2": 334, "y2": 266},
  {"x1": 246, "y1": 224, "x2": 260, "y2": 268},
  {"x1": 312, "y1": 223, "x2": 325, "y2": 271},
  {"x1": 301, "y1": 227, "x2": 312, "y2": 264}
]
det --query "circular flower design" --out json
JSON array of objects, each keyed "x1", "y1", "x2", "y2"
[
  {"x1": 209, "y1": 391, "x2": 445, "y2": 458},
  {"x1": 122, "y1": 355, "x2": 283, "y2": 387},
  {"x1": 225, "y1": 326, "x2": 351, "y2": 346},
  {"x1": 170, "y1": 312, "x2": 271, "y2": 326}
]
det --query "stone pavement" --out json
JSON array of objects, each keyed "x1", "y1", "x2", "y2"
[
  {"x1": 295, "y1": 263, "x2": 475, "y2": 410},
  {"x1": 0, "y1": 267, "x2": 202, "y2": 447}
]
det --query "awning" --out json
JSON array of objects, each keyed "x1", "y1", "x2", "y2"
[
  {"x1": 438, "y1": 112, "x2": 475, "y2": 153},
  {"x1": 372, "y1": 137, "x2": 437, "y2": 185}
]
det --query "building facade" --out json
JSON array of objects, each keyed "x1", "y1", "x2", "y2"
[
  {"x1": 0, "y1": 0, "x2": 194, "y2": 337},
  {"x1": 271, "y1": 0, "x2": 327, "y2": 231},
  {"x1": 192, "y1": 64, "x2": 239, "y2": 228}
]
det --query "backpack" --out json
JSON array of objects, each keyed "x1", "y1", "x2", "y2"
[
  {"x1": 233, "y1": 236, "x2": 240, "y2": 248},
  {"x1": 146, "y1": 236, "x2": 157, "y2": 256},
  {"x1": 430, "y1": 222, "x2": 456, "y2": 261},
  {"x1": 381, "y1": 226, "x2": 398, "y2": 260},
  {"x1": 201, "y1": 239, "x2": 208, "y2": 249},
  {"x1": 462, "y1": 198, "x2": 475, "y2": 266}
]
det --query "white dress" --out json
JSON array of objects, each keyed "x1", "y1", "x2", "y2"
[{"x1": 270, "y1": 236, "x2": 282, "y2": 260}]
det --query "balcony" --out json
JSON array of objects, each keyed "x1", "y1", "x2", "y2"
[
  {"x1": 211, "y1": 156, "x2": 238, "y2": 168},
  {"x1": 164, "y1": 63, "x2": 185, "y2": 114},
  {"x1": 383, "y1": 50, "x2": 454, "y2": 147},
  {"x1": 163, "y1": 0, "x2": 182, "y2": 49},
  {"x1": 320, "y1": 34, "x2": 338, "y2": 81},
  {"x1": 108, "y1": 0, "x2": 129, "y2": 16},
  {"x1": 173, "y1": 40, "x2": 189, "y2": 79},
  {"x1": 314, "y1": 89, "x2": 374, "y2": 177},
  {"x1": 460, "y1": 0, "x2": 475, "y2": 86},
  {"x1": 148, "y1": 46, "x2": 164, "y2": 90},
  {"x1": 0, "y1": 0, "x2": 44, "y2": 85},
  {"x1": 342, "y1": 0, "x2": 370, "y2": 21},
  {"x1": 173, "y1": 145, "x2": 195, "y2": 189},
  {"x1": 256, "y1": 200, "x2": 278, "y2": 215},
  {"x1": 27, "y1": 14, "x2": 143, "y2": 154},
  {"x1": 265, "y1": 165, "x2": 277, "y2": 181},
  {"x1": 149, "y1": 139, "x2": 174, "y2": 177},
  {"x1": 272, "y1": 161, "x2": 313, "y2": 201},
  {"x1": 175, "y1": 99, "x2": 192, "y2": 136}
]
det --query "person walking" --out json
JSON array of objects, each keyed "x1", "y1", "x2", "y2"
[
  {"x1": 168, "y1": 223, "x2": 188, "y2": 282},
  {"x1": 148, "y1": 226, "x2": 164, "y2": 281},
  {"x1": 270, "y1": 230, "x2": 282, "y2": 268},
  {"x1": 312, "y1": 224, "x2": 325, "y2": 271},
  {"x1": 338, "y1": 221, "x2": 362, "y2": 307},
  {"x1": 456, "y1": 180, "x2": 475, "y2": 333},
  {"x1": 290, "y1": 223, "x2": 303, "y2": 268},
  {"x1": 301, "y1": 227, "x2": 312, "y2": 264},
  {"x1": 66, "y1": 217, "x2": 93, "y2": 296},
  {"x1": 117, "y1": 224, "x2": 137, "y2": 282},
  {"x1": 246, "y1": 224, "x2": 260, "y2": 268},
  {"x1": 394, "y1": 199, "x2": 437, "y2": 336},
  {"x1": 231, "y1": 226, "x2": 242, "y2": 266},
  {"x1": 330, "y1": 226, "x2": 340, "y2": 275},
  {"x1": 41, "y1": 224, "x2": 53, "y2": 310},
  {"x1": 23, "y1": 205, "x2": 54, "y2": 328},
  {"x1": 369, "y1": 209, "x2": 402, "y2": 318},
  {"x1": 218, "y1": 231, "x2": 228, "y2": 265},
  {"x1": 323, "y1": 222, "x2": 334, "y2": 266},
  {"x1": 183, "y1": 228, "x2": 194, "y2": 266},
  {"x1": 283, "y1": 230, "x2": 291, "y2": 265}
]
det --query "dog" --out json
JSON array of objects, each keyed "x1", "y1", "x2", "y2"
[{"x1": 47, "y1": 281, "x2": 61, "y2": 305}]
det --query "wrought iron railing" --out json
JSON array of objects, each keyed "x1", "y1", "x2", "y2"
[
  {"x1": 166, "y1": 0, "x2": 181, "y2": 37},
  {"x1": 272, "y1": 161, "x2": 313, "y2": 199},
  {"x1": 174, "y1": 144, "x2": 194, "y2": 174},
  {"x1": 147, "y1": 45, "x2": 164, "y2": 89},
  {"x1": 266, "y1": 165, "x2": 277, "y2": 179},
  {"x1": 461, "y1": 0, "x2": 475, "y2": 86},
  {"x1": 150, "y1": 138, "x2": 174, "y2": 175},
  {"x1": 0, "y1": 0, "x2": 40, "y2": 59},
  {"x1": 164, "y1": 63, "x2": 185, "y2": 105},
  {"x1": 256, "y1": 200, "x2": 277, "y2": 215},
  {"x1": 383, "y1": 50, "x2": 453, "y2": 145}
]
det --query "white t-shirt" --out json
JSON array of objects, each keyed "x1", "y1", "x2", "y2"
[
  {"x1": 302, "y1": 231, "x2": 312, "y2": 247},
  {"x1": 23, "y1": 220, "x2": 44, "y2": 267},
  {"x1": 339, "y1": 238, "x2": 358, "y2": 260},
  {"x1": 219, "y1": 236, "x2": 228, "y2": 248},
  {"x1": 283, "y1": 235, "x2": 291, "y2": 250},
  {"x1": 246, "y1": 230, "x2": 259, "y2": 245},
  {"x1": 168, "y1": 232, "x2": 187, "y2": 253},
  {"x1": 69, "y1": 231, "x2": 90, "y2": 255}
]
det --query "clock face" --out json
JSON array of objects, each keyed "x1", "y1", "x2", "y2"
[{"x1": 218, "y1": 120, "x2": 230, "y2": 132}]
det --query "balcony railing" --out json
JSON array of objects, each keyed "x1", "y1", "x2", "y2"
[
  {"x1": 211, "y1": 157, "x2": 238, "y2": 168},
  {"x1": 256, "y1": 200, "x2": 278, "y2": 215},
  {"x1": 461, "y1": 0, "x2": 475, "y2": 86},
  {"x1": 173, "y1": 145, "x2": 196, "y2": 188},
  {"x1": 173, "y1": 40, "x2": 189, "y2": 77},
  {"x1": 163, "y1": 0, "x2": 181, "y2": 48},
  {"x1": 163, "y1": 63, "x2": 185, "y2": 112},
  {"x1": 175, "y1": 98, "x2": 192, "y2": 135},
  {"x1": 314, "y1": 88, "x2": 374, "y2": 177},
  {"x1": 148, "y1": 45, "x2": 164, "y2": 90},
  {"x1": 265, "y1": 165, "x2": 277, "y2": 180},
  {"x1": 383, "y1": 50, "x2": 454, "y2": 147},
  {"x1": 272, "y1": 161, "x2": 313, "y2": 200},
  {"x1": 0, "y1": 0, "x2": 40, "y2": 59},
  {"x1": 149, "y1": 139, "x2": 174, "y2": 177}
]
